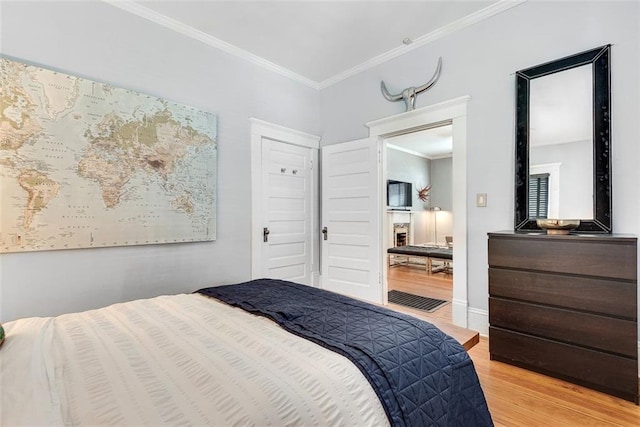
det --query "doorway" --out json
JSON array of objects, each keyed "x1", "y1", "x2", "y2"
[
  {"x1": 366, "y1": 96, "x2": 469, "y2": 328},
  {"x1": 385, "y1": 123, "x2": 454, "y2": 323},
  {"x1": 386, "y1": 124, "x2": 453, "y2": 247}
]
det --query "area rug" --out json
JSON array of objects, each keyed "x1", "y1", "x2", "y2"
[{"x1": 387, "y1": 290, "x2": 448, "y2": 313}]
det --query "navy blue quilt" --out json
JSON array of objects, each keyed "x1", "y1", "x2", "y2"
[{"x1": 197, "y1": 279, "x2": 492, "y2": 427}]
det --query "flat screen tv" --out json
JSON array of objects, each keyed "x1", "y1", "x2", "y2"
[{"x1": 387, "y1": 180, "x2": 412, "y2": 210}]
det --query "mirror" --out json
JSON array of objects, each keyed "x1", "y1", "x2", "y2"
[{"x1": 514, "y1": 45, "x2": 611, "y2": 233}]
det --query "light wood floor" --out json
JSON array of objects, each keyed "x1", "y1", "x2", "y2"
[
  {"x1": 387, "y1": 265, "x2": 640, "y2": 426},
  {"x1": 387, "y1": 262, "x2": 453, "y2": 324}
]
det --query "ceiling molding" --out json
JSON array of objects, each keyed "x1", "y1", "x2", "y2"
[
  {"x1": 318, "y1": 0, "x2": 527, "y2": 89},
  {"x1": 387, "y1": 143, "x2": 432, "y2": 160},
  {"x1": 104, "y1": 0, "x2": 526, "y2": 91},
  {"x1": 102, "y1": 0, "x2": 320, "y2": 90}
]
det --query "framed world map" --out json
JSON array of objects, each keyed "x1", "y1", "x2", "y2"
[{"x1": 0, "y1": 57, "x2": 217, "y2": 253}]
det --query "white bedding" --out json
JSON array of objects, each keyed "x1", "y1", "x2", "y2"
[{"x1": 1, "y1": 294, "x2": 388, "y2": 426}]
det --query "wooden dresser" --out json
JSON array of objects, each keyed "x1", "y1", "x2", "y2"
[{"x1": 488, "y1": 231, "x2": 638, "y2": 403}]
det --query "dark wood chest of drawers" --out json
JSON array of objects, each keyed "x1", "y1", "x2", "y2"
[{"x1": 488, "y1": 231, "x2": 638, "y2": 403}]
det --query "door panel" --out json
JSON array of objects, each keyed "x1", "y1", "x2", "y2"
[
  {"x1": 321, "y1": 137, "x2": 382, "y2": 303},
  {"x1": 261, "y1": 139, "x2": 312, "y2": 285}
]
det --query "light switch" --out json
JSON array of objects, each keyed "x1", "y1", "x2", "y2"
[{"x1": 476, "y1": 193, "x2": 487, "y2": 207}]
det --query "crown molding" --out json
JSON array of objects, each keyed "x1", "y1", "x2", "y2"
[
  {"x1": 318, "y1": 0, "x2": 527, "y2": 89},
  {"x1": 387, "y1": 143, "x2": 431, "y2": 159},
  {"x1": 102, "y1": 0, "x2": 320, "y2": 90},
  {"x1": 387, "y1": 143, "x2": 452, "y2": 160},
  {"x1": 104, "y1": 0, "x2": 525, "y2": 92}
]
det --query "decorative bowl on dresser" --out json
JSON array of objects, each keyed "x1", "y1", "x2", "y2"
[{"x1": 488, "y1": 231, "x2": 638, "y2": 404}]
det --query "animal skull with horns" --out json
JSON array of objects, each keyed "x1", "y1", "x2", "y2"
[{"x1": 380, "y1": 57, "x2": 442, "y2": 112}]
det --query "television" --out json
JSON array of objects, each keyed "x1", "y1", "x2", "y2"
[{"x1": 387, "y1": 180, "x2": 412, "y2": 210}]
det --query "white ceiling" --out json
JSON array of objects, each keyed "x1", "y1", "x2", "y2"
[
  {"x1": 114, "y1": 1, "x2": 522, "y2": 157},
  {"x1": 388, "y1": 124, "x2": 453, "y2": 159},
  {"x1": 115, "y1": 1, "x2": 515, "y2": 88}
]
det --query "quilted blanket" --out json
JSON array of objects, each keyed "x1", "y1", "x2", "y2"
[{"x1": 197, "y1": 279, "x2": 493, "y2": 427}]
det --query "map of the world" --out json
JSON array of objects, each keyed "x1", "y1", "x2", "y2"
[{"x1": 0, "y1": 57, "x2": 217, "y2": 253}]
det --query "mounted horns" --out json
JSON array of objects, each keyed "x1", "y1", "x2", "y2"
[{"x1": 380, "y1": 57, "x2": 442, "y2": 111}]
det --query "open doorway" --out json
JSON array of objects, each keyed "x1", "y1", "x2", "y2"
[
  {"x1": 384, "y1": 123, "x2": 454, "y2": 323},
  {"x1": 365, "y1": 96, "x2": 468, "y2": 327}
]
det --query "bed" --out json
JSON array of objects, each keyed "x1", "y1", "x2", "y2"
[{"x1": 0, "y1": 278, "x2": 492, "y2": 426}]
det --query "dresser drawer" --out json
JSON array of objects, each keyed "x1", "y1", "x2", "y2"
[
  {"x1": 489, "y1": 327, "x2": 638, "y2": 403},
  {"x1": 488, "y1": 236, "x2": 637, "y2": 280},
  {"x1": 489, "y1": 297, "x2": 637, "y2": 357},
  {"x1": 489, "y1": 268, "x2": 637, "y2": 319}
]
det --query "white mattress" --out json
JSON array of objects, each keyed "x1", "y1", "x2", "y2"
[{"x1": 1, "y1": 294, "x2": 388, "y2": 426}]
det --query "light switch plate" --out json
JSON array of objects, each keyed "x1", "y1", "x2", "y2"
[{"x1": 476, "y1": 193, "x2": 487, "y2": 207}]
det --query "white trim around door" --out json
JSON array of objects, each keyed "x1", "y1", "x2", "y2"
[
  {"x1": 366, "y1": 96, "x2": 470, "y2": 328},
  {"x1": 250, "y1": 118, "x2": 321, "y2": 286}
]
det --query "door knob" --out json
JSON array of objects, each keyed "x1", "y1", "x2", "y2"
[
  {"x1": 263, "y1": 227, "x2": 270, "y2": 242},
  {"x1": 322, "y1": 227, "x2": 328, "y2": 241}
]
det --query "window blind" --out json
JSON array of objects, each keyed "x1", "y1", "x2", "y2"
[{"x1": 529, "y1": 173, "x2": 549, "y2": 218}]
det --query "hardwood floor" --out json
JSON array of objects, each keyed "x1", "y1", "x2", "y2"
[
  {"x1": 387, "y1": 265, "x2": 640, "y2": 426},
  {"x1": 387, "y1": 263, "x2": 453, "y2": 324},
  {"x1": 469, "y1": 338, "x2": 640, "y2": 426},
  {"x1": 385, "y1": 263, "x2": 480, "y2": 348}
]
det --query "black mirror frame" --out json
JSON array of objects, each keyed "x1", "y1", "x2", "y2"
[{"x1": 514, "y1": 45, "x2": 611, "y2": 233}]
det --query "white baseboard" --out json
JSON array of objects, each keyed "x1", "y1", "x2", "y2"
[{"x1": 467, "y1": 307, "x2": 488, "y2": 336}]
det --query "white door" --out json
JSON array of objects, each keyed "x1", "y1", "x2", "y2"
[
  {"x1": 260, "y1": 138, "x2": 313, "y2": 285},
  {"x1": 321, "y1": 137, "x2": 382, "y2": 303}
]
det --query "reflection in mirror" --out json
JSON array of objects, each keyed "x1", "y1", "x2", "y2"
[
  {"x1": 529, "y1": 64, "x2": 593, "y2": 220},
  {"x1": 514, "y1": 45, "x2": 611, "y2": 233}
]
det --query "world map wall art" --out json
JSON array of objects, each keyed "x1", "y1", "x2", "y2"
[{"x1": 0, "y1": 57, "x2": 217, "y2": 253}]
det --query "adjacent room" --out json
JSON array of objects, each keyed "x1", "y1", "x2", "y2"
[
  {"x1": 1, "y1": 1, "x2": 639, "y2": 425},
  {"x1": 385, "y1": 125, "x2": 455, "y2": 322}
]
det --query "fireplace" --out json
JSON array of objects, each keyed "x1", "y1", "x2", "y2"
[{"x1": 393, "y1": 223, "x2": 410, "y2": 247}]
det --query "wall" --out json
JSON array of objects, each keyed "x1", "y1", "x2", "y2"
[
  {"x1": 531, "y1": 140, "x2": 592, "y2": 219},
  {"x1": 430, "y1": 157, "x2": 453, "y2": 245},
  {"x1": 2, "y1": 1, "x2": 638, "y2": 331},
  {"x1": 385, "y1": 149, "x2": 454, "y2": 246},
  {"x1": 386, "y1": 148, "x2": 430, "y2": 210},
  {"x1": 430, "y1": 157, "x2": 453, "y2": 211},
  {"x1": 320, "y1": 1, "x2": 640, "y2": 330},
  {"x1": 0, "y1": 1, "x2": 319, "y2": 322},
  {"x1": 386, "y1": 148, "x2": 430, "y2": 243}
]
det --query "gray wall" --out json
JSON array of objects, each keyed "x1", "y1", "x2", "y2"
[
  {"x1": 386, "y1": 148, "x2": 431, "y2": 244},
  {"x1": 386, "y1": 148, "x2": 431, "y2": 210},
  {"x1": 2, "y1": 1, "x2": 639, "y2": 331},
  {"x1": 0, "y1": 1, "x2": 319, "y2": 321},
  {"x1": 320, "y1": 1, "x2": 639, "y2": 319},
  {"x1": 430, "y1": 157, "x2": 453, "y2": 212}
]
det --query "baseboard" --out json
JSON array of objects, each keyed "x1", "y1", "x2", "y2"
[{"x1": 467, "y1": 307, "x2": 488, "y2": 336}]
